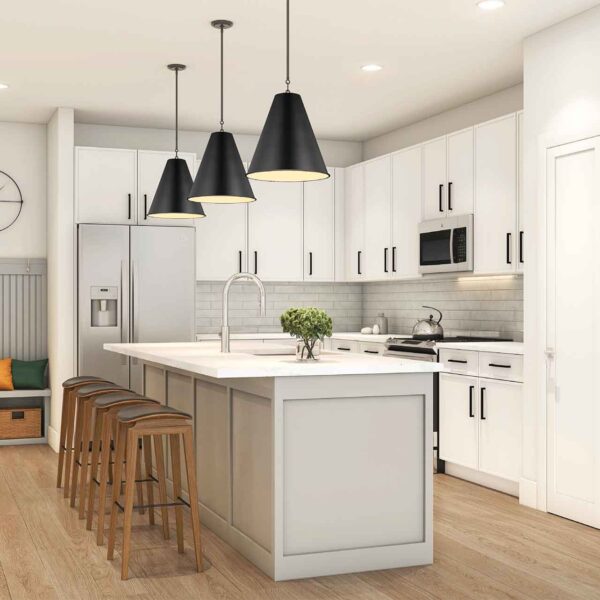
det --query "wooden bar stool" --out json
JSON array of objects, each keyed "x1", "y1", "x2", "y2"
[
  {"x1": 57, "y1": 376, "x2": 110, "y2": 497},
  {"x1": 70, "y1": 382, "x2": 128, "y2": 514},
  {"x1": 85, "y1": 392, "x2": 160, "y2": 545},
  {"x1": 107, "y1": 405, "x2": 203, "y2": 580}
]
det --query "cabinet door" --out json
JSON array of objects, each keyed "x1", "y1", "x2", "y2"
[
  {"x1": 304, "y1": 168, "x2": 335, "y2": 281},
  {"x1": 517, "y1": 111, "x2": 525, "y2": 271},
  {"x1": 363, "y1": 156, "x2": 392, "y2": 280},
  {"x1": 439, "y1": 373, "x2": 478, "y2": 470},
  {"x1": 478, "y1": 379, "x2": 521, "y2": 482},
  {"x1": 76, "y1": 147, "x2": 137, "y2": 224},
  {"x1": 344, "y1": 164, "x2": 365, "y2": 281},
  {"x1": 248, "y1": 180, "x2": 304, "y2": 281},
  {"x1": 422, "y1": 137, "x2": 447, "y2": 220},
  {"x1": 137, "y1": 150, "x2": 196, "y2": 226},
  {"x1": 474, "y1": 114, "x2": 517, "y2": 274},
  {"x1": 391, "y1": 147, "x2": 422, "y2": 279},
  {"x1": 447, "y1": 128, "x2": 474, "y2": 216}
]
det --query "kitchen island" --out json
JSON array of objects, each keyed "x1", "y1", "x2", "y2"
[{"x1": 105, "y1": 341, "x2": 441, "y2": 581}]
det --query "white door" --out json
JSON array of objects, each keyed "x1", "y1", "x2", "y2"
[
  {"x1": 391, "y1": 146, "x2": 422, "y2": 279},
  {"x1": 76, "y1": 147, "x2": 137, "y2": 224},
  {"x1": 474, "y1": 114, "x2": 517, "y2": 274},
  {"x1": 363, "y1": 156, "x2": 392, "y2": 280},
  {"x1": 248, "y1": 180, "x2": 304, "y2": 281},
  {"x1": 546, "y1": 137, "x2": 600, "y2": 528},
  {"x1": 422, "y1": 137, "x2": 447, "y2": 220},
  {"x1": 344, "y1": 164, "x2": 365, "y2": 281},
  {"x1": 478, "y1": 378, "x2": 521, "y2": 482},
  {"x1": 137, "y1": 150, "x2": 196, "y2": 226},
  {"x1": 303, "y1": 169, "x2": 335, "y2": 281},
  {"x1": 517, "y1": 112, "x2": 525, "y2": 271},
  {"x1": 447, "y1": 128, "x2": 474, "y2": 216},
  {"x1": 439, "y1": 373, "x2": 479, "y2": 470}
]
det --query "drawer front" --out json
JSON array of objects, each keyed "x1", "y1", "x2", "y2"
[
  {"x1": 438, "y1": 349, "x2": 479, "y2": 376},
  {"x1": 0, "y1": 408, "x2": 42, "y2": 440},
  {"x1": 478, "y1": 352, "x2": 523, "y2": 382},
  {"x1": 330, "y1": 339, "x2": 359, "y2": 354},
  {"x1": 358, "y1": 342, "x2": 385, "y2": 356}
]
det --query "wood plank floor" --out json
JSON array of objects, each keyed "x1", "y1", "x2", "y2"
[{"x1": 1, "y1": 445, "x2": 600, "y2": 600}]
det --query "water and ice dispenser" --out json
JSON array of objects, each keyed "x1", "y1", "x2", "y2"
[{"x1": 90, "y1": 286, "x2": 118, "y2": 327}]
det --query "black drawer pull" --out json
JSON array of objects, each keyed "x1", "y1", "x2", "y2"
[
  {"x1": 364, "y1": 350, "x2": 379, "y2": 354},
  {"x1": 337, "y1": 347, "x2": 351, "y2": 352},
  {"x1": 519, "y1": 230, "x2": 524, "y2": 264},
  {"x1": 448, "y1": 181, "x2": 453, "y2": 211},
  {"x1": 489, "y1": 363, "x2": 511, "y2": 369},
  {"x1": 448, "y1": 359, "x2": 467, "y2": 364},
  {"x1": 506, "y1": 232, "x2": 512, "y2": 264},
  {"x1": 439, "y1": 184, "x2": 444, "y2": 212},
  {"x1": 144, "y1": 194, "x2": 148, "y2": 220},
  {"x1": 480, "y1": 387, "x2": 486, "y2": 420},
  {"x1": 253, "y1": 251, "x2": 258, "y2": 275},
  {"x1": 392, "y1": 246, "x2": 397, "y2": 272},
  {"x1": 238, "y1": 250, "x2": 243, "y2": 273},
  {"x1": 127, "y1": 193, "x2": 132, "y2": 220},
  {"x1": 469, "y1": 386, "x2": 474, "y2": 418},
  {"x1": 309, "y1": 251, "x2": 313, "y2": 276},
  {"x1": 384, "y1": 247, "x2": 388, "y2": 273},
  {"x1": 12, "y1": 411, "x2": 25, "y2": 420}
]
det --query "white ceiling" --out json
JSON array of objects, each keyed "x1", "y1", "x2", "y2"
[{"x1": 0, "y1": 0, "x2": 597, "y2": 141}]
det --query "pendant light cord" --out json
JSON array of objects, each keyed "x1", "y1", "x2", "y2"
[
  {"x1": 220, "y1": 25, "x2": 224, "y2": 131},
  {"x1": 285, "y1": 0, "x2": 290, "y2": 92},
  {"x1": 175, "y1": 68, "x2": 179, "y2": 157}
]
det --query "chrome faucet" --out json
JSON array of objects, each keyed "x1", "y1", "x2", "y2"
[{"x1": 221, "y1": 272, "x2": 267, "y2": 353}]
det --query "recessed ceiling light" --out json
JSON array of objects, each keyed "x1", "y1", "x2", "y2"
[
  {"x1": 0, "y1": 83, "x2": 9, "y2": 90},
  {"x1": 361, "y1": 64, "x2": 383, "y2": 72},
  {"x1": 477, "y1": 0, "x2": 505, "y2": 10}
]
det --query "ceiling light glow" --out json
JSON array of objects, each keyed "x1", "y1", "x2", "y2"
[
  {"x1": 477, "y1": 0, "x2": 505, "y2": 10},
  {"x1": 0, "y1": 83, "x2": 9, "y2": 90},
  {"x1": 361, "y1": 64, "x2": 383, "y2": 72}
]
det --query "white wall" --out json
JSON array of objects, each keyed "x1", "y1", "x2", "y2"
[
  {"x1": 362, "y1": 84, "x2": 523, "y2": 160},
  {"x1": 74, "y1": 123, "x2": 362, "y2": 168},
  {"x1": 0, "y1": 122, "x2": 46, "y2": 258},
  {"x1": 46, "y1": 107, "x2": 75, "y2": 451},
  {"x1": 522, "y1": 4, "x2": 600, "y2": 508}
]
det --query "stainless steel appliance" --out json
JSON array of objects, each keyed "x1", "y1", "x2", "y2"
[
  {"x1": 418, "y1": 214, "x2": 473, "y2": 274},
  {"x1": 412, "y1": 306, "x2": 444, "y2": 340},
  {"x1": 78, "y1": 224, "x2": 196, "y2": 391}
]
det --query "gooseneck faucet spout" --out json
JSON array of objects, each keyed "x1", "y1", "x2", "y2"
[{"x1": 221, "y1": 272, "x2": 267, "y2": 353}]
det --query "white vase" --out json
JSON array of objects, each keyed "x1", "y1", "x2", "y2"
[{"x1": 295, "y1": 338, "x2": 322, "y2": 361}]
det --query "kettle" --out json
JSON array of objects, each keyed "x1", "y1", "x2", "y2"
[{"x1": 412, "y1": 306, "x2": 444, "y2": 340}]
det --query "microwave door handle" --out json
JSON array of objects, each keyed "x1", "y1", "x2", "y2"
[{"x1": 449, "y1": 228, "x2": 454, "y2": 265}]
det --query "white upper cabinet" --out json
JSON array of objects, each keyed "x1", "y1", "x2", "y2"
[
  {"x1": 391, "y1": 146, "x2": 422, "y2": 280},
  {"x1": 344, "y1": 164, "x2": 365, "y2": 281},
  {"x1": 446, "y1": 128, "x2": 474, "y2": 216},
  {"x1": 474, "y1": 114, "x2": 518, "y2": 274},
  {"x1": 517, "y1": 111, "x2": 525, "y2": 272},
  {"x1": 137, "y1": 150, "x2": 197, "y2": 226},
  {"x1": 422, "y1": 137, "x2": 447, "y2": 220},
  {"x1": 364, "y1": 156, "x2": 392, "y2": 280},
  {"x1": 76, "y1": 147, "x2": 137, "y2": 224},
  {"x1": 303, "y1": 169, "x2": 335, "y2": 281},
  {"x1": 248, "y1": 180, "x2": 304, "y2": 282}
]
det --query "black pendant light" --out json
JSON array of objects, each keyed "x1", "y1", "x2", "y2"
[
  {"x1": 247, "y1": 0, "x2": 328, "y2": 182},
  {"x1": 148, "y1": 64, "x2": 206, "y2": 219},
  {"x1": 188, "y1": 20, "x2": 255, "y2": 204}
]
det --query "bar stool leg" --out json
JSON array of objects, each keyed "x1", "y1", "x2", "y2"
[
  {"x1": 182, "y1": 426, "x2": 203, "y2": 572},
  {"x1": 56, "y1": 387, "x2": 69, "y2": 488},
  {"x1": 63, "y1": 391, "x2": 76, "y2": 498},
  {"x1": 142, "y1": 435, "x2": 155, "y2": 526},
  {"x1": 169, "y1": 433, "x2": 185, "y2": 553},
  {"x1": 121, "y1": 428, "x2": 139, "y2": 581},
  {"x1": 77, "y1": 399, "x2": 94, "y2": 518},
  {"x1": 107, "y1": 422, "x2": 127, "y2": 561},
  {"x1": 69, "y1": 396, "x2": 85, "y2": 506},
  {"x1": 96, "y1": 411, "x2": 114, "y2": 545},
  {"x1": 135, "y1": 443, "x2": 145, "y2": 516},
  {"x1": 153, "y1": 434, "x2": 170, "y2": 540},
  {"x1": 86, "y1": 407, "x2": 104, "y2": 530}
]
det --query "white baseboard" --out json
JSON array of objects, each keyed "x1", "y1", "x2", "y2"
[
  {"x1": 444, "y1": 463, "x2": 519, "y2": 496},
  {"x1": 48, "y1": 426, "x2": 60, "y2": 452},
  {"x1": 519, "y1": 478, "x2": 538, "y2": 508}
]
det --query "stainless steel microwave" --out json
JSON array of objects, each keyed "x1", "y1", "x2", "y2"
[{"x1": 418, "y1": 214, "x2": 474, "y2": 274}]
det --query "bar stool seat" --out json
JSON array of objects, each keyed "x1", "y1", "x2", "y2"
[
  {"x1": 63, "y1": 375, "x2": 106, "y2": 388},
  {"x1": 117, "y1": 405, "x2": 192, "y2": 422}
]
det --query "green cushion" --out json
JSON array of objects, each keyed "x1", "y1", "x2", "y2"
[{"x1": 11, "y1": 359, "x2": 48, "y2": 390}]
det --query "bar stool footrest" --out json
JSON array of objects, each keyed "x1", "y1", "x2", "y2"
[{"x1": 115, "y1": 495, "x2": 190, "y2": 512}]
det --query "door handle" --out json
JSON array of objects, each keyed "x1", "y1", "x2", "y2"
[
  {"x1": 392, "y1": 246, "x2": 397, "y2": 272},
  {"x1": 384, "y1": 247, "x2": 388, "y2": 273},
  {"x1": 144, "y1": 194, "x2": 148, "y2": 220},
  {"x1": 120, "y1": 260, "x2": 128, "y2": 366},
  {"x1": 519, "y1": 230, "x2": 524, "y2": 264},
  {"x1": 469, "y1": 385, "x2": 475, "y2": 418},
  {"x1": 357, "y1": 251, "x2": 362, "y2": 275},
  {"x1": 506, "y1": 232, "x2": 512, "y2": 264},
  {"x1": 480, "y1": 387, "x2": 486, "y2": 420},
  {"x1": 309, "y1": 251, "x2": 313, "y2": 276},
  {"x1": 127, "y1": 193, "x2": 132, "y2": 221},
  {"x1": 438, "y1": 184, "x2": 444, "y2": 212},
  {"x1": 238, "y1": 250, "x2": 243, "y2": 273},
  {"x1": 253, "y1": 251, "x2": 258, "y2": 275},
  {"x1": 448, "y1": 181, "x2": 453, "y2": 211}
]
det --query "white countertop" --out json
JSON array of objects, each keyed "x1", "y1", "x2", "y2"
[
  {"x1": 104, "y1": 342, "x2": 442, "y2": 379},
  {"x1": 196, "y1": 332, "x2": 404, "y2": 343},
  {"x1": 329, "y1": 333, "x2": 407, "y2": 343},
  {"x1": 437, "y1": 341, "x2": 524, "y2": 354}
]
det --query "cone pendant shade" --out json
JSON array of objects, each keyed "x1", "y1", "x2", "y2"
[
  {"x1": 189, "y1": 131, "x2": 255, "y2": 204},
  {"x1": 247, "y1": 92, "x2": 328, "y2": 182},
  {"x1": 148, "y1": 158, "x2": 206, "y2": 218}
]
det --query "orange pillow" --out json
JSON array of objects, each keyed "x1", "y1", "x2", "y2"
[{"x1": 0, "y1": 358, "x2": 13, "y2": 391}]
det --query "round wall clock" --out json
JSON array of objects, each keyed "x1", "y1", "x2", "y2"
[{"x1": 0, "y1": 170, "x2": 23, "y2": 232}]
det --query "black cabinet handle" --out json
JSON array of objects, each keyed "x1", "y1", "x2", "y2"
[
  {"x1": 480, "y1": 387, "x2": 486, "y2": 420},
  {"x1": 309, "y1": 251, "x2": 313, "y2": 276},
  {"x1": 144, "y1": 194, "x2": 148, "y2": 220},
  {"x1": 469, "y1": 386, "x2": 475, "y2": 418},
  {"x1": 253, "y1": 251, "x2": 258, "y2": 275},
  {"x1": 127, "y1": 193, "x2": 132, "y2": 220},
  {"x1": 448, "y1": 359, "x2": 467, "y2": 364},
  {"x1": 448, "y1": 181, "x2": 453, "y2": 211},
  {"x1": 439, "y1": 184, "x2": 444, "y2": 212},
  {"x1": 357, "y1": 251, "x2": 362, "y2": 275},
  {"x1": 506, "y1": 232, "x2": 512, "y2": 264},
  {"x1": 489, "y1": 363, "x2": 511, "y2": 369},
  {"x1": 392, "y1": 246, "x2": 397, "y2": 272},
  {"x1": 238, "y1": 250, "x2": 243, "y2": 273},
  {"x1": 337, "y1": 347, "x2": 351, "y2": 352},
  {"x1": 384, "y1": 247, "x2": 388, "y2": 273},
  {"x1": 519, "y1": 231, "x2": 524, "y2": 264},
  {"x1": 364, "y1": 350, "x2": 379, "y2": 355}
]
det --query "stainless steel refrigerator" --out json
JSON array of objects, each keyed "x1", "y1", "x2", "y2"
[{"x1": 78, "y1": 224, "x2": 196, "y2": 392}]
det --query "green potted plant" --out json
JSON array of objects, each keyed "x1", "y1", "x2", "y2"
[{"x1": 280, "y1": 307, "x2": 333, "y2": 361}]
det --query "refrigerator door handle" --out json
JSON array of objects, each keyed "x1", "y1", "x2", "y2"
[
  {"x1": 131, "y1": 260, "x2": 139, "y2": 365},
  {"x1": 120, "y1": 260, "x2": 128, "y2": 365}
]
